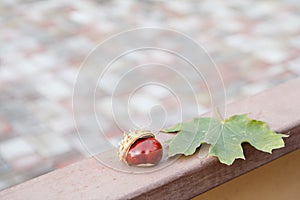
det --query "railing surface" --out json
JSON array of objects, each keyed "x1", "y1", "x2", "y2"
[{"x1": 1, "y1": 78, "x2": 300, "y2": 200}]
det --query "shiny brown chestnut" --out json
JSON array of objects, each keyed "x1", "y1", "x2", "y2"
[{"x1": 118, "y1": 130, "x2": 163, "y2": 167}]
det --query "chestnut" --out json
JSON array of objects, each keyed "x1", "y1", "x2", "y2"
[{"x1": 118, "y1": 130, "x2": 163, "y2": 167}]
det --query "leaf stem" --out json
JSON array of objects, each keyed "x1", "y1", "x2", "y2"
[{"x1": 215, "y1": 107, "x2": 224, "y2": 121}]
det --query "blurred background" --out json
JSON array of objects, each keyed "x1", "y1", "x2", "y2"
[{"x1": 0, "y1": 0, "x2": 300, "y2": 191}]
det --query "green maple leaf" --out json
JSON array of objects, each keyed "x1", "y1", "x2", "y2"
[{"x1": 161, "y1": 114, "x2": 288, "y2": 165}]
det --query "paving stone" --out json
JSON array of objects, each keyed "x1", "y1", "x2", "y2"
[
  {"x1": 8, "y1": 153, "x2": 49, "y2": 173},
  {"x1": 255, "y1": 49, "x2": 289, "y2": 64},
  {"x1": 290, "y1": 36, "x2": 300, "y2": 50},
  {"x1": 0, "y1": 138, "x2": 35, "y2": 161},
  {"x1": 26, "y1": 133, "x2": 72, "y2": 157},
  {"x1": 241, "y1": 82, "x2": 271, "y2": 96},
  {"x1": 0, "y1": 117, "x2": 13, "y2": 140},
  {"x1": 0, "y1": 157, "x2": 10, "y2": 175},
  {"x1": 288, "y1": 57, "x2": 300, "y2": 75}
]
